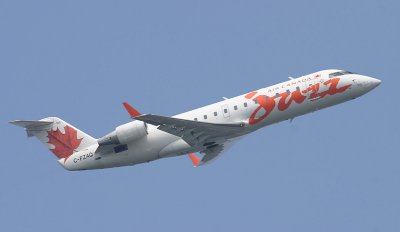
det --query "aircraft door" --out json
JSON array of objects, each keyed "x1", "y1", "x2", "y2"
[
  {"x1": 305, "y1": 75, "x2": 323, "y2": 101},
  {"x1": 304, "y1": 79, "x2": 317, "y2": 100},
  {"x1": 221, "y1": 104, "x2": 230, "y2": 118},
  {"x1": 316, "y1": 76, "x2": 329, "y2": 96},
  {"x1": 303, "y1": 76, "x2": 319, "y2": 111}
]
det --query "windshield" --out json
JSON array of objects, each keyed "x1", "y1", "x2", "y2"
[{"x1": 329, "y1": 71, "x2": 354, "y2": 78}]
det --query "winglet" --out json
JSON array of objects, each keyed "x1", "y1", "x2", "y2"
[
  {"x1": 188, "y1": 153, "x2": 200, "y2": 167},
  {"x1": 122, "y1": 102, "x2": 142, "y2": 118}
]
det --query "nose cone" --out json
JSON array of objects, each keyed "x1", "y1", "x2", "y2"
[
  {"x1": 369, "y1": 77, "x2": 381, "y2": 88},
  {"x1": 352, "y1": 75, "x2": 381, "y2": 95},
  {"x1": 364, "y1": 76, "x2": 381, "y2": 91},
  {"x1": 356, "y1": 75, "x2": 381, "y2": 94}
]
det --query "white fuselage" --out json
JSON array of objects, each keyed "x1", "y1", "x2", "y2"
[{"x1": 62, "y1": 69, "x2": 380, "y2": 170}]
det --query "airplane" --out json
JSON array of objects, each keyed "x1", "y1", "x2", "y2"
[{"x1": 10, "y1": 69, "x2": 381, "y2": 171}]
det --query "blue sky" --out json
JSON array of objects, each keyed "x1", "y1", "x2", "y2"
[{"x1": 1, "y1": 0, "x2": 399, "y2": 231}]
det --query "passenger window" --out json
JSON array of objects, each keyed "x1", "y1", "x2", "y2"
[
  {"x1": 244, "y1": 102, "x2": 248, "y2": 107},
  {"x1": 204, "y1": 115, "x2": 207, "y2": 119},
  {"x1": 286, "y1": 89, "x2": 290, "y2": 94},
  {"x1": 296, "y1": 86, "x2": 300, "y2": 91},
  {"x1": 234, "y1": 105, "x2": 238, "y2": 110},
  {"x1": 194, "y1": 118, "x2": 198, "y2": 121},
  {"x1": 224, "y1": 109, "x2": 228, "y2": 113},
  {"x1": 275, "y1": 93, "x2": 280, "y2": 97},
  {"x1": 214, "y1": 112, "x2": 217, "y2": 116},
  {"x1": 254, "y1": 99, "x2": 258, "y2": 104}
]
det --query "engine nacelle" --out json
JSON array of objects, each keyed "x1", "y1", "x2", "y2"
[{"x1": 98, "y1": 121, "x2": 148, "y2": 146}]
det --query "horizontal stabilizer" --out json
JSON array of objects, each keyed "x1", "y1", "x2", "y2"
[
  {"x1": 10, "y1": 120, "x2": 53, "y2": 128},
  {"x1": 10, "y1": 120, "x2": 54, "y2": 137}
]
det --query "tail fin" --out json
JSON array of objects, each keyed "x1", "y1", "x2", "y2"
[{"x1": 10, "y1": 117, "x2": 97, "y2": 160}]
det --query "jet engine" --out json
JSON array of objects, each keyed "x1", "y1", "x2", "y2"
[{"x1": 98, "y1": 121, "x2": 148, "y2": 146}]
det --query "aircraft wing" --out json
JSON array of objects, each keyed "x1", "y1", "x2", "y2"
[
  {"x1": 123, "y1": 102, "x2": 245, "y2": 166},
  {"x1": 134, "y1": 114, "x2": 246, "y2": 147}
]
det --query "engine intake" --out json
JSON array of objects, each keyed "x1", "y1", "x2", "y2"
[{"x1": 98, "y1": 121, "x2": 148, "y2": 146}]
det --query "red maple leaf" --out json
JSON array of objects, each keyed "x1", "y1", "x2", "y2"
[{"x1": 47, "y1": 125, "x2": 83, "y2": 160}]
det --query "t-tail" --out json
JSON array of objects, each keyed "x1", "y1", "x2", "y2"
[{"x1": 10, "y1": 117, "x2": 97, "y2": 170}]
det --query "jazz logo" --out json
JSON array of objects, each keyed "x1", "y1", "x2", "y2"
[{"x1": 245, "y1": 77, "x2": 351, "y2": 125}]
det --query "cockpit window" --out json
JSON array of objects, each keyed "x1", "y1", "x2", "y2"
[
  {"x1": 329, "y1": 71, "x2": 354, "y2": 78},
  {"x1": 341, "y1": 71, "x2": 354, "y2": 75}
]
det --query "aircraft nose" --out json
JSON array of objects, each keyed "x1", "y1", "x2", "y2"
[
  {"x1": 369, "y1": 77, "x2": 381, "y2": 87},
  {"x1": 365, "y1": 76, "x2": 381, "y2": 90},
  {"x1": 357, "y1": 75, "x2": 381, "y2": 92}
]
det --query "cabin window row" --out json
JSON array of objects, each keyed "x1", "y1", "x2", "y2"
[
  {"x1": 193, "y1": 102, "x2": 249, "y2": 121},
  {"x1": 193, "y1": 86, "x2": 300, "y2": 121}
]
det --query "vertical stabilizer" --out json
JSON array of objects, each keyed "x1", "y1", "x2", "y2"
[{"x1": 10, "y1": 117, "x2": 97, "y2": 161}]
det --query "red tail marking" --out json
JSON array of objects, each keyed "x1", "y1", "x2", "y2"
[
  {"x1": 47, "y1": 125, "x2": 82, "y2": 161},
  {"x1": 122, "y1": 102, "x2": 142, "y2": 117}
]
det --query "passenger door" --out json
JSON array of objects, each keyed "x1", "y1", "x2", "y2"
[{"x1": 317, "y1": 76, "x2": 329, "y2": 96}]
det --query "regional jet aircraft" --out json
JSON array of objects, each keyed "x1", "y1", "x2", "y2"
[{"x1": 11, "y1": 69, "x2": 381, "y2": 170}]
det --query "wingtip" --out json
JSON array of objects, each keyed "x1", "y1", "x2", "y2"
[
  {"x1": 9, "y1": 120, "x2": 24, "y2": 127},
  {"x1": 122, "y1": 102, "x2": 142, "y2": 118},
  {"x1": 9, "y1": 120, "x2": 19, "y2": 125},
  {"x1": 188, "y1": 153, "x2": 200, "y2": 167}
]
